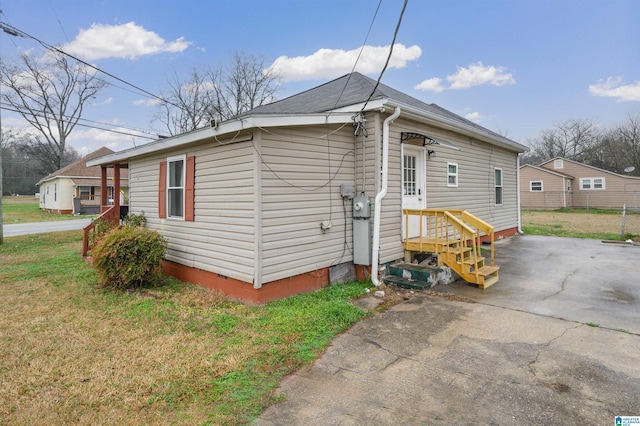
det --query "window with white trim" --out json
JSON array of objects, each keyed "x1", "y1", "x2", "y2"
[
  {"x1": 530, "y1": 181, "x2": 543, "y2": 192},
  {"x1": 494, "y1": 168, "x2": 503, "y2": 205},
  {"x1": 167, "y1": 155, "x2": 186, "y2": 218},
  {"x1": 580, "y1": 177, "x2": 606, "y2": 190},
  {"x1": 447, "y1": 162, "x2": 458, "y2": 187}
]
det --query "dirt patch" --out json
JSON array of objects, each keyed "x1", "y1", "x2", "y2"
[{"x1": 352, "y1": 284, "x2": 475, "y2": 312}]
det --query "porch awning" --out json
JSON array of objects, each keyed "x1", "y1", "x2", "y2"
[{"x1": 401, "y1": 132, "x2": 460, "y2": 150}]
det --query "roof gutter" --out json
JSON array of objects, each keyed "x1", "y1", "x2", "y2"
[
  {"x1": 381, "y1": 100, "x2": 528, "y2": 153},
  {"x1": 371, "y1": 106, "x2": 401, "y2": 287}
]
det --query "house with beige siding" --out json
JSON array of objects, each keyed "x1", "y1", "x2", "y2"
[
  {"x1": 37, "y1": 147, "x2": 129, "y2": 215},
  {"x1": 520, "y1": 164, "x2": 574, "y2": 209},
  {"x1": 87, "y1": 72, "x2": 527, "y2": 302},
  {"x1": 520, "y1": 157, "x2": 640, "y2": 210}
]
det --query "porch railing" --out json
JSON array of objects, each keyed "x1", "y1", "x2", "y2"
[
  {"x1": 82, "y1": 205, "x2": 119, "y2": 257},
  {"x1": 404, "y1": 209, "x2": 495, "y2": 266}
]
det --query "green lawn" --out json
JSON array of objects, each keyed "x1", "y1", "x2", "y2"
[
  {"x1": 0, "y1": 230, "x2": 372, "y2": 424},
  {"x1": 522, "y1": 209, "x2": 640, "y2": 241},
  {"x1": 2, "y1": 196, "x2": 94, "y2": 223}
]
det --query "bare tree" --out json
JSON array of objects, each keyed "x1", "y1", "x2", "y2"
[
  {"x1": 598, "y1": 114, "x2": 640, "y2": 176},
  {"x1": 0, "y1": 51, "x2": 106, "y2": 174},
  {"x1": 530, "y1": 119, "x2": 601, "y2": 163},
  {"x1": 213, "y1": 52, "x2": 280, "y2": 119},
  {"x1": 155, "y1": 52, "x2": 280, "y2": 136},
  {"x1": 154, "y1": 69, "x2": 216, "y2": 137}
]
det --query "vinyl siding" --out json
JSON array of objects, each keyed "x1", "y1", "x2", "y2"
[
  {"x1": 540, "y1": 159, "x2": 640, "y2": 209},
  {"x1": 519, "y1": 166, "x2": 570, "y2": 209},
  {"x1": 259, "y1": 125, "x2": 356, "y2": 283},
  {"x1": 40, "y1": 178, "x2": 75, "y2": 211},
  {"x1": 377, "y1": 117, "x2": 520, "y2": 264},
  {"x1": 129, "y1": 141, "x2": 256, "y2": 284}
]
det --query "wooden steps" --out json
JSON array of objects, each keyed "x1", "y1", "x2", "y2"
[{"x1": 402, "y1": 209, "x2": 500, "y2": 289}]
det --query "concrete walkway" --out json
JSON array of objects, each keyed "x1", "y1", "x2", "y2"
[
  {"x1": 255, "y1": 235, "x2": 640, "y2": 425},
  {"x1": 3, "y1": 219, "x2": 92, "y2": 237}
]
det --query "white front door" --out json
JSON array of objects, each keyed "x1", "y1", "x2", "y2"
[{"x1": 401, "y1": 145, "x2": 426, "y2": 240}]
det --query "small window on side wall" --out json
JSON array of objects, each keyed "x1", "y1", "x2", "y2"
[
  {"x1": 447, "y1": 162, "x2": 458, "y2": 187},
  {"x1": 495, "y1": 168, "x2": 503, "y2": 205},
  {"x1": 159, "y1": 156, "x2": 195, "y2": 221},
  {"x1": 167, "y1": 155, "x2": 186, "y2": 219},
  {"x1": 530, "y1": 181, "x2": 543, "y2": 192}
]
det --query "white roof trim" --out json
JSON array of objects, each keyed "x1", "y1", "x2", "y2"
[
  {"x1": 87, "y1": 112, "x2": 355, "y2": 167},
  {"x1": 88, "y1": 96, "x2": 526, "y2": 167}
]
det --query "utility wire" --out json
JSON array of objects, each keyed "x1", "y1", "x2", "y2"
[
  {"x1": 0, "y1": 104, "x2": 157, "y2": 140},
  {"x1": 359, "y1": 0, "x2": 408, "y2": 114},
  {"x1": 1, "y1": 100, "x2": 159, "y2": 137},
  {"x1": 0, "y1": 21, "x2": 181, "y2": 109},
  {"x1": 329, "y1": 0, "x2": 383, "y2": 114}
]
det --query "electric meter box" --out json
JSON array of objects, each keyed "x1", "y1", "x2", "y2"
[{"x1": 352, "y1": 195, "x2": 371, "y2": 219}]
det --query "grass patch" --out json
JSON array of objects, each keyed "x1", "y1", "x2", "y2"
[
  {"x1": 2, "y1": 196, "x2": 94, "y2": 223},
  {"x1": 0, "y1": 231, "x2": 372, "y2": 425},
  {"x1": 586, "y1": 322, "x2": 600, "y2": 328},
  {"x1": 522, "y1": 210, "x2": 639, "y2": 240}
]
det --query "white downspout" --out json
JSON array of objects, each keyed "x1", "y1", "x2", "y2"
[
  {"x1": 372, "y1": 106, "x2": 401, "y2": 286},
  {"x1": 517, "y1": 153, "x2": 523, "y2": 233}
]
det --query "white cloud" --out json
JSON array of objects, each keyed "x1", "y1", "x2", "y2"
[
  {"x1": 465, "y1": 111, "x2": 483, "y2": 122},
  {"x1": 415, "y1": 61, "x2": 515, "y2": 92},
  {"x1": 133, "y1": 98, "x2": 162, "y2": 106},
  {"x1": 447, "y1": 62, "x2": 515, "y2": 89},
  {"x1": 267, "y1": 44, "x2": 422, "y2": 82},
  {"x1": 589, "y1": 77, "x2": 640, "y2": 102},
  {"x1": 414, "y1": 77, "x2": 445, "y2": 93},
  {"x1": 63, "y1": 22, "x2": 191, "y2": 60}
]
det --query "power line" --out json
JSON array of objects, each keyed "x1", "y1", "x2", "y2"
[
  {"x1": 360, "y1": 0, "x2": 409, "y2": 114},
  {"x1": 329, "y1": 0, "x2": 383, "y2": 113},
  {"x1": 0, "y1": 21, "x2": 181, "y2": 109},
  {"x1": 0, "y1": 104, "x2": 157, "y2": 140}
]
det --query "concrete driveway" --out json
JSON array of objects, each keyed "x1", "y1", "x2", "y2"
[
  {"x1": 255, "y1": 235, "x2": 640, "y2": 425},
  {"x1": 440, "y1": 235, "x2": 640, "y2": 335}
]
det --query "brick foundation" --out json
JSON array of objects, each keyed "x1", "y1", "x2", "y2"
[{"x1": 162, "y1": 260, "x2": 330, "y2": 304}]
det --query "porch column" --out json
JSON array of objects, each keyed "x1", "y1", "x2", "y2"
[
  {"x1": 114, "y1": 164, "x2": 121, "y2": 211},
  {"x1": 100, "y1": 166, "x2": 108, "y2": 212}
]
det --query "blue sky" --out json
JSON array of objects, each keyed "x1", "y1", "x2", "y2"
[{"x1": 1, "y1": 0, "x2": 639, "y2": 156}]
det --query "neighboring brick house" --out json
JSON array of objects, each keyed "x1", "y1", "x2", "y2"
[{"x1": 520, "y1": 157, "x2": 640, "y2": 210}]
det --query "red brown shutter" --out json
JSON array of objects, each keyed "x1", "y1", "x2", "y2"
[
  {"x1": 185, "y1": 156, "x2": 195, "y2": 221},
  {"x1": 158, "y1": 161, "x2": 167, "y2": 219}
]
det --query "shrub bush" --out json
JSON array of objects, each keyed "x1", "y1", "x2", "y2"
[
  {"x1": 92, "y1": 226, "x2": 168, "y2": 290},
  {"x1": 123, "y1": 212, "x2": 147, "y2": 228}
]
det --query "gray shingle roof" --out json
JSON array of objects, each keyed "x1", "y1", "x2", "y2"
[{"x1": 244, "y1": 72, "x2": 521, "y2": 149}]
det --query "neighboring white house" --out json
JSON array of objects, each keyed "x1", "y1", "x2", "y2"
[
  {"x1": 88, "y1": 72, "x2": 527, "y2": 303},
  {"x1": 37, "y1": 147, "x2": 129, "y2": 214}
]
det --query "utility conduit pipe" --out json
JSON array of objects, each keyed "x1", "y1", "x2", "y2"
[{"x1": 371, "y1": 106, "x2": 401, "y2": 286}]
